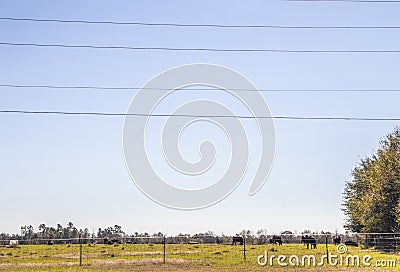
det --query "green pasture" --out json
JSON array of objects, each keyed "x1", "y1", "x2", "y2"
[{"x1": 0, "y1": 243, "x2": 399, "y2": 271}]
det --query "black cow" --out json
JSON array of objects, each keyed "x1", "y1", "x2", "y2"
[
  {"x1": 111, "y1": 239, "x2": 121, "y2": 244},
  {"x1": 103, "y1": 237, "x2": 113, "y2": 245},
  {"x1": 344, "y1": 241, "x2": 358, "y2": 247},
  {"x1": 104, "y1": 237, "x2": 122, "y2": 245},
  {"x1": 232, "y1": 236, "x2": 244, "y2": 245},
  {"x1": 269, "y1": 236, "x2": 283, "y2": 246},
  {"x1": 301, "y1": 235, "x2": 317, "y2": 249},
  {"x1": 333, "y1": 236, "x2": 341, "y2": 245}
]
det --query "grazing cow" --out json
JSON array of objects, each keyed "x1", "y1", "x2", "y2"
[
  {"x1": 344, "y1": 241, "x2": 358, "y2": 247},
  {"x1": 333, "y1": 236, "x2": 341, "y2": 245},
  {"x1": 9, "y1": 240, "x2": 18, "y2": 247},
  {"x1": 111, "y1": 239, "x2": 121, "y2": 244},
  {"x1": 103, "y1": 237, "x2": 113, "y2": 245},
  {"x1": 232, "y1": 236, "x2": 244, "y2": 245},
  {"x1": 301, "y1": 235, "x2": 317, "y2": 249},
  {"x1": 269, "y1": 236, "x2": 283, "y2": 246},
  {"x1": 47, "y1": 240, "x2": 54, "y2": 245}
]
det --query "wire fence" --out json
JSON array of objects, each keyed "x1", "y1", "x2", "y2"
[
  {"x1": 0, "y1": 236, "x2": 244, "y2": 268},
  {"x1": 1, "y1": 234, "x2": 399, "y2": 269}
]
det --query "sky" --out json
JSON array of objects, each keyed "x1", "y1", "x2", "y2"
[{"x1": 1, "y1": 0, "x2": 400, "y2": 236}]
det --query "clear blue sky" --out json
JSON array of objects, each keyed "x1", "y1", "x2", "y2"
[{"x1": 1, "y1": 0, "x2": 400, "y2": 236}]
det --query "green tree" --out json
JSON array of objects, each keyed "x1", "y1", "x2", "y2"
[
  {"x1": 38, "y1": 223, "x2": 46, "y2": 239},
  {"x1": 56, "y1": 224, "x2": 63, "y2": 238},
  {"x1": 27, "y1": 225, "x2": 34, "y2": 239},
  {"x1": 343, "y1": 128, "x2": 400, "y2": 233}
]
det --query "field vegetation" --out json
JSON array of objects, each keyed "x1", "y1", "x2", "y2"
[{"x1": 1, "y1": 243, "x2": 399, "y2": 271}]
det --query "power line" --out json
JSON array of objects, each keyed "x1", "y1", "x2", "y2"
[
  {"x1": 286, "y1": 0, "x2": 400, "y2": 2},
  {"x1": 1, "y1": 17, "x2": 400, "y2": 29},
  {"x1": 1, "y1": 110, "x2": 400, "y2": 121},
  {"x1": 1, "y1": 42, "x2": 400, "y2": 53},
  {"x1": 2, "y1": 84, "x2": 400, "y2": 93}
]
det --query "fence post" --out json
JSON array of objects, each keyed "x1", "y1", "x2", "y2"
[
  {"x1": 79, "y1": 233, "x2": 83, "y2": 266},
  {"x1": 163, "y1": 235, "x2": 166, "y2": 264},
  {"x1": 325, "y1": 236, "x2": 329, "y2": 258},
  {"x1": 243, "y1": 235, "x2": 246, "y2": 262}
]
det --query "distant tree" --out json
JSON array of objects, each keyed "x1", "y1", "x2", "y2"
[
  {"x1": 114, "y1": 225, "x2": 124, "y2": 235},
  {"x1": 343, "y1": 128, "x2": 400, "y2": 233},
  {"x1": 27, "y1": 225, "x2": 34, "y2": 239},
  {"x1": 240, "y1": 229, "x2": 252, "y2": 236},
  {"x1": 64, "y1": 222, "x2": 78, "y2": 238},
  {"x1": 205, "y1": 230, "x2": 215, "y2": 236},
  {"x1": 38, "y1": 223, "x2": 46, "y2": 238},
  {"x1": 20, "y1": 226, "x2": 26, "y2": 238},
  {"x1": 82, "y1": 228, "x2": 90, "y2": 239},
  {"x1": 48, "y1": 227, "x2": 57, "y2": 239},
  {"x1": 257, "y1": 229, "x2": 267, "y2": 237},
  {"x1": 0, "y1": 233, "x2": 10, "y2": 240},
  {"x1": 56, "y1": 224, "x2": 63, "y2": 238}
]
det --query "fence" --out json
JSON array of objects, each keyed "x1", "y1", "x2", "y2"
[
  {"x1": 0, "y1": 234, "x2": 399, "y2": 269},
  {"x1": 0, "y1": 236, "x2": 247, "y2": 269},
  {"x1": 362, "y1": 233, "x2": 400, "y2": 253}
]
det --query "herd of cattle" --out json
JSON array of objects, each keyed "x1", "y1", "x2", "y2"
[
  {"x1": 32, "y1": 235, "x2": 357, "y2": 247},
  {"x1": 231, "y1": 235, "x2": 358, "y2": 249},
  {"x1": 102, "y1": 235, "x2": 358, "y2": 248}
]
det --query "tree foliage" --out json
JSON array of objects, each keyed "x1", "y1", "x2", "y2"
[
  {"x1": 343, "y1": 128, "x2": 400, "y2": 233},
  {"x1": 18, "y1": 222, "x2": 88, "y2": 240}
]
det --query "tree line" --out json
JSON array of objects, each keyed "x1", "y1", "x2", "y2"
[
  {"x1": 0, "y1": 222, "x2": 133, "y2": 240},
  {"x1": 0, "y1": 224, "x2": 336, "y2": 241}
]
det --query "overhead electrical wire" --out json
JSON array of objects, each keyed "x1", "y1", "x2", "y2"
[
  {"x1": 1, "y1": 14, "x2": 399, "y2": 121},
  {"x1": 0, "y1": 42, "x2": 399, "y2": 53},
  {"x1": 0, "y1": 110, "x2": 399, "y2": 121},
  {"x1": 1, "y1": 16, "x2": 400, "y2": 29},
  {"x1": 1, "y1": 84, "x2": 400, "y2": 93},
  {"x1": 285, "y1": 0, "x2": 400, "y2": 3}
]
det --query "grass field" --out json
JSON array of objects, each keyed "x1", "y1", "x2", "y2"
[{"x1": 1, "y1": 243, "x2": 399, "y2": 271}]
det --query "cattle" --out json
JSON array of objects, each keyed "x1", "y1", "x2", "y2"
[
  {"x1": 344, "y1": 241, "x2": 358, "y2": 247},
  {"x1": 269, "y1": 235, "x2": 283, "y2": 246},
  {"x1": 232, "y1": 236, "x2": 244, "y2": 245},
  {"x1": 47, "y1": 240, "x2": 54, "y2": 245},
  {"x1": 333, "y1": 236, "x2": 341, "y2": 245},
  {"x1": 9, "y1": 240, "x2": 18, "y2": 247},
  {"x1": 111, "y1": 239, "x2": 121, "y2": 244},
  {"x1": 301, "y1": 235, "x2": 317, "y2": 249},
  {"x1": 103, "y1": 237, "x2": 113, "y2": 245},
  {"x1": 103, "y1": 237, "x2": 122, "y2": 245}
]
